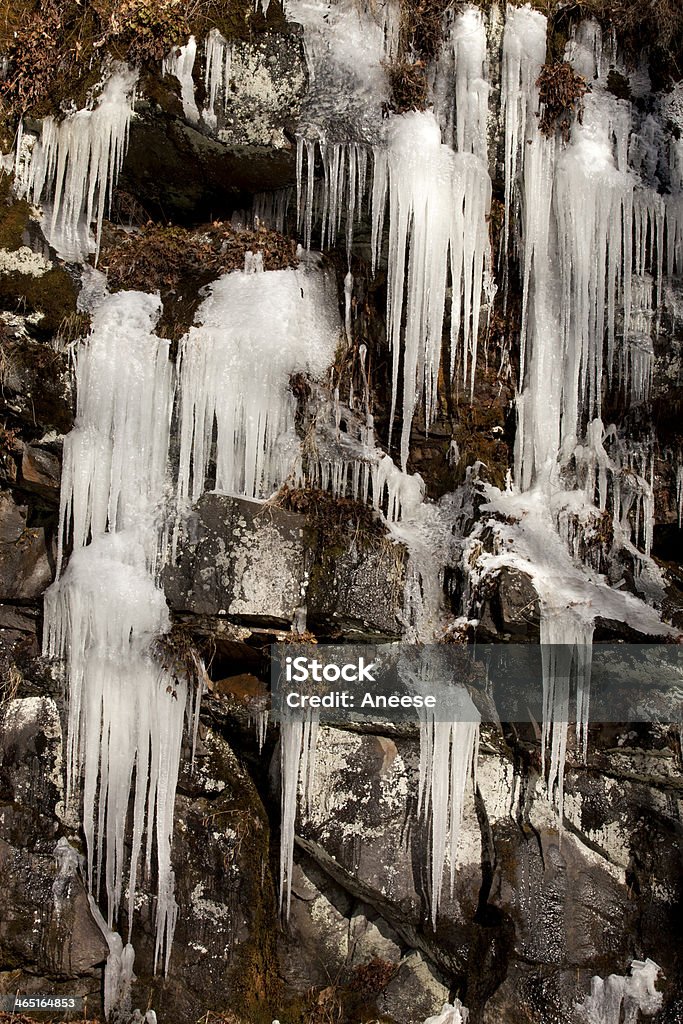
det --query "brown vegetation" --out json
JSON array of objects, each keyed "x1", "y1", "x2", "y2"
[
  {"x1": 0, "y1": 0, "x2": 261, "y2": 126},
  {"x1": 384, "y1": 0, "x2": 451, "y2": 113},
  {"x1": 274, "y1": 484, "x2": 386, "y2": 544},
  {"x1": 537, "y1": 60, "x2": 588, "y2": 142},
  {"x1": 99, "y1": 219, "x2": 298, "y2": 339}
]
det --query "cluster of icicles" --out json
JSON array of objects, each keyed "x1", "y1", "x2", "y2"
[
  {"x1": 44, "y1": 291, "x2": 185, "y2": 983},
  {"x1": 10, "y1": 0, "x2": 681, "y2": 996},
  {"x1": 43, "y1": 255, "x2": 344, "y2": 993}
]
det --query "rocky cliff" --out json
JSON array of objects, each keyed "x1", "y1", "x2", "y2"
[{"x1": 0, "y1": 1, "x2": 682, "y2": 1023}]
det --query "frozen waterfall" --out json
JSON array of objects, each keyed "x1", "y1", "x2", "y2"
[{"x1": 44, "y1": 291, "x2": 183, "y2": 975}]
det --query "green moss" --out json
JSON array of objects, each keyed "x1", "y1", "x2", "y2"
[
  {"x1": 0, "y1": 266, "x2": 77, "y2": 334},
  {"x1": 0, "y1": 189, "x2": 32, "y2": 252}
]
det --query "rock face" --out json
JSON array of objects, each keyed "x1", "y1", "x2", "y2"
[
  {"x1": 294, "y1": 725, "x2": 683, "y2": 1023},
  {"x1": 0, "y1": 697, "x2": 279, "y2": 1023},
  {"x1": 120, "y1": 29, "x2": 306, "y2": 220},
  {"x1": 1, "y1": 0, "x2": 683, "y2": 1022},
  {"x1": 165, "y1": 493, "x2": 406, "y2": 637},
  {"x1": 0, "y1": 491, "x2": 54, "y2": 601},
  {"x1": 165, "y1": 494, "x2": 314, "y2": 625},
  {"x1": 123, "y1": 725, "x2": 279, "y2": 1024},
  {"x1": 0, "y1": 698, "x2": 108, "y2": 992}
]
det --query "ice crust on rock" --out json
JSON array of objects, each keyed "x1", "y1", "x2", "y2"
[
  {"x1": 287, "y1": 0, "x2": 397, "y2": 142},
  {"x1": 424, "y1": 1000, "x2": 469, "y2": 1024},
  {"x1": 576, "y1": 958, "x2": 663, "y2": 1024}
]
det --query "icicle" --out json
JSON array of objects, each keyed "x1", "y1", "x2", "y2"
[
  {"x1": 163, "y1": 37, "x2": 200, "y2": 124},
  {"x1": 14, "y1": 67, "x2": 137, "y2": 262},
  {"x1": 576, "y1": 959, "x2": 663, "y2": 1024},
  {"x1": 433, "y1": 5, "x2": 489, "y2": 160},
  {"x1": 279, "y1": 708, "x2": 319, "y2": 918},
  {"x1": 409, "y1": 656, "x2": 479, "y2": 926},
  {"x1": 554, "y1": 89, "x2": 634, "y2": 440},
  {"x1": 540, "y1": 610, "x2": 594, "y2": 821},
  {"x1": 294, "y1": 139, "x2": 372, "y2": 253},
  {"x1": 344, "y1": 270, "x2": 353, "y2": 344},
  {"x1": 375, "y1": 111, "x2": 490, "y2": 468},
  {"x1": 202, "y1": 29, "x2": 232, "y2": 127},
  {"x1": 177, "y1": 263, "x2": 340, "y2": 506},
  {"x1": 372, "y1": 453, "x2": 425, "y2": 523},
  {"x1": 452, "y1": 7, "x2": 489, "y2": 162},
  {"x1": 252, "y1": 187, "x2": 293, "y2": 233},
  {"x1": 255, "y1": 709, "x2": 269, "y2": 752},
  {"x1": 88, "y1": 894, "x2": 136, "y2": 1021},
  {"x1": 500, "y1": 5, "x2": 547, "y2": 275}
]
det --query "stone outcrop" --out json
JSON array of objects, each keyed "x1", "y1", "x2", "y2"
[{"x1": 165, "y1": 493, "x2": 406, "y2": 637}]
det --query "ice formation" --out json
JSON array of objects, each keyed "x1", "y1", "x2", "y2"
[
  {"x1": 287, "y1": 0, "x2": 397, "y2": 142},
  {"x1": 372, "y1": 111, "x2": 491, "y2": 468},
  {"x1": 44, "y1": 292, "x2": 185, "y2": 976},
  {"x1": 162, "y1": 37, "x2": 200, "y2": 125},
  {"x1": 56, "y1": 292, "x2": 174, "y2": 570},
  {"x1": 202, "y1": 29, "x2": 233, "y2": 128},
  {"x1": 291, "y1": 2, "x2": 491, "y2": 465},
  {"x1": 279, "y1": 708, "x2": 319, "y2": 917},
  {"x1": 296, "y1": 138, "x2": 370, "y2": 252},
  {"x1": 416, "y1": 681, "x2": 480, "y2": 924},
  {"x1": 540, "y1": 613, "x2": 593, "y2": 820},
  {"x1": 576, "y1": 959, "x2": 663, "y2": 1023},
  {"x1": 464, "y1": 484, "x2": 675, "y2": 817},
  {"x1": 14, "y1": 68, "x2": 137, "y2": 261},
  {"x1": 88, "y1": 894, "x2": 137, "y2": 1020},
  {"x1": 434, "y1": 6, "x2": 489, "y2": 161},
  {"x1": 177, "y1": 257, "x2": 340, "y2": 506},
  {"x1": 500, "y1": 4, "x2": 548, "y2": 282},
  {"x1": 510, "y1": 15, "x2": 671, "y2": 490},
  {"x1": 493, "y1": 7, "x2": 683, "y2": 818},
  {"x1": 424, "y1": 1001, "x2": 469, "y2": 1024}
]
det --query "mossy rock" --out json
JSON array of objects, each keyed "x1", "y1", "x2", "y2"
[
  {"x1": 0, "y1": 266, "x2": 77, "y2": 335},
  {"x1": 0, "y1": 333, "x2": 74, "y2": 435},
  {"x1": 0, "y1": 176, "x2": 33, "y2": 251}
]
